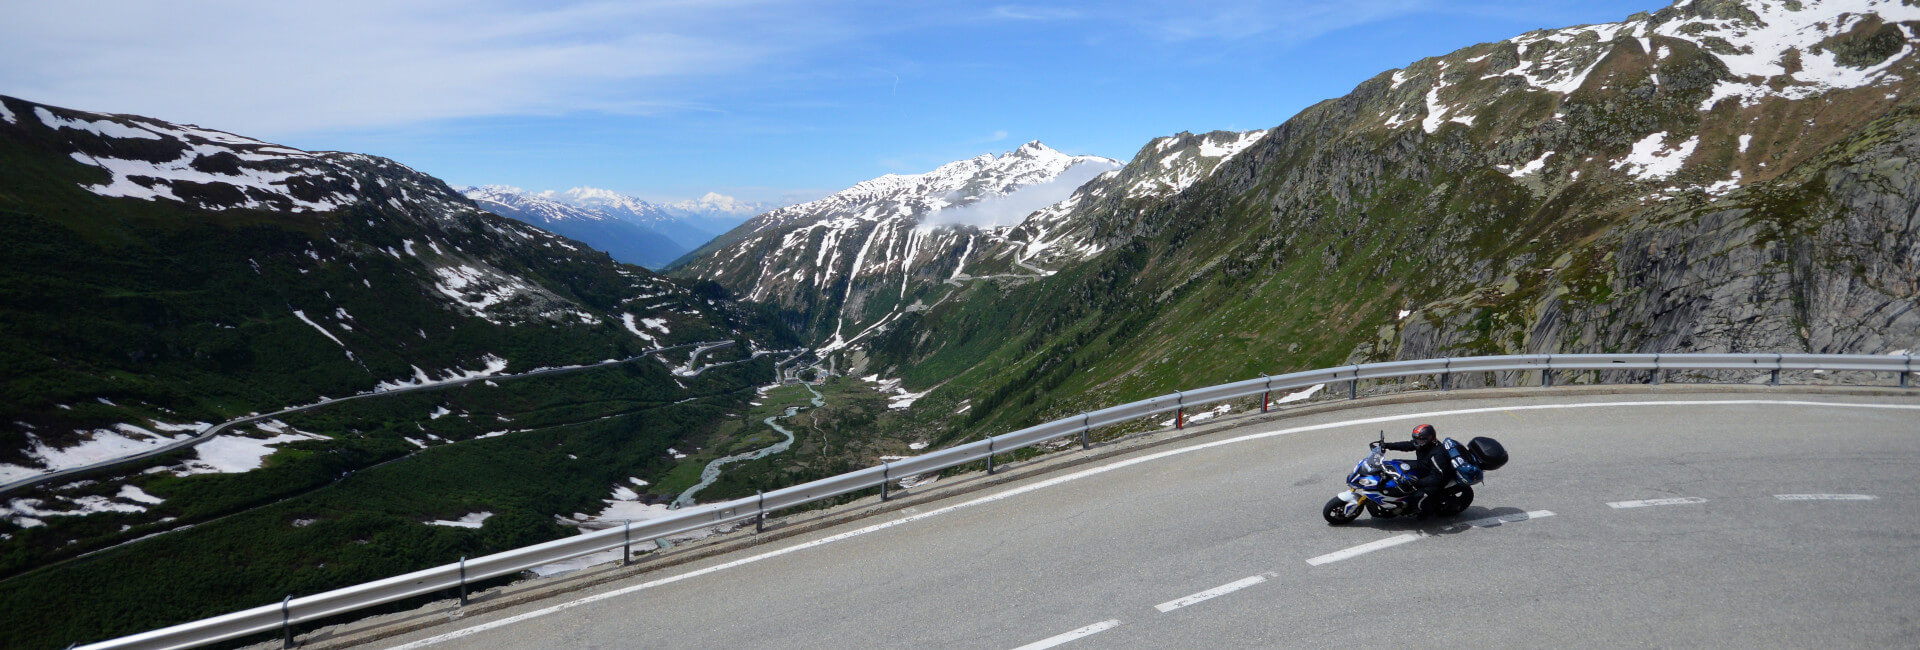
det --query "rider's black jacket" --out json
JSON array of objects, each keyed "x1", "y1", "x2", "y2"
[{"x1": 1380, "y1": 440, "x2": 1449, "y2": 488}]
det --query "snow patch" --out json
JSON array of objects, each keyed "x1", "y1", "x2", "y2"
[
  {"x1": 176, "y1": 432, "x2": 321, "y2": 475},
  {"x1": 118, "y1": 485, "x2": 165, "y2": 505},
  {"x1": 1612, "y1": 132, "x2": 1698, "y2": 181},
  {"x1": 425, "y1": 512, "x2": 493, "y2": 529},
  {"x1": 1498, "y1": 151, "x2": 1555, "y2": 178},
  {"x1": 373, "y1": 355, "x2": 509, "y2": 393}
]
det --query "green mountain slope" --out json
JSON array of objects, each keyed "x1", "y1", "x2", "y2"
[
  {"x1": 0, "y1": 95, "x2": 802, "y2": 648},
  {"x1": 790, "y1": 0, "x2": 1920, "y2": 439}
]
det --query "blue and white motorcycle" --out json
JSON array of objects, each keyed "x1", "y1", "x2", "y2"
[{"x1": 1322, "y1": 434, "x2": 1508, "y2": 525}]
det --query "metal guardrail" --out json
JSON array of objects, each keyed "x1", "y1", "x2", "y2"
[{"x1": 80, "y1": 352, "x2": 1915, "y2": 649}]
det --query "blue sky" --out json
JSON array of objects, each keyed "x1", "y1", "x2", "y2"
[{"x1": 3, "y1": 1, "x2": 1666, "y2": 205}]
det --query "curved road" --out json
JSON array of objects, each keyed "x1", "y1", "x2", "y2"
[{"x1": 373, "y1": 390, "x2": 1920, "y2": 648}]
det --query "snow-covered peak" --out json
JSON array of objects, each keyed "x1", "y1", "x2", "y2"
[
  {"x1": 463, "y1": 186, "x2": 615, "y2": 223},
  {"x1": 1656, "y1": 0, "x2": 1920, "y2": 108},
  {"x1": 1473, "y1": 0, "x2": 1919, "y2": 105},
  {"x1": 543, "y1": 186, "x2": 672, "y2": 223},
  {"x1": 751, "y1": 142, "x2": 1118, "y2": 232}
]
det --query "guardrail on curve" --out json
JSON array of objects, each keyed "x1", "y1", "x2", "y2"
[{"x1": 79, "y1": 352, "x2": 1915, "y2": 649}]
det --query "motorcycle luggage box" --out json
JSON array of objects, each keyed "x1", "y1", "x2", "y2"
[{"x1": 1469, "y1": 436, "x2": 1508, "y2": 470}]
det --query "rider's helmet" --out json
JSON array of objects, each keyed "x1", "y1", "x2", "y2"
[{"x1": 1411, "y1": 423, "x2": 1437, "y2": 446}]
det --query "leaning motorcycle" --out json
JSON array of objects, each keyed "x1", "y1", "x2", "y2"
[{"x1": 1322, "y1": 434, "x2": 1508, "y2": 525}]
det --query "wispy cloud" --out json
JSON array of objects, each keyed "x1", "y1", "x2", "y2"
[
  {"x1": 991, "y1": 5, "x2": 1082, "y2": 21},
  {"x1": 1120, "y1": 0, "x2": 1432, "y2": 43},
  {"x1": 987, "y1": 129, "x2": 1010, "y2": 142},
  {"x1": 0, "y1": 0, "x2": 852, "y2": 136}
]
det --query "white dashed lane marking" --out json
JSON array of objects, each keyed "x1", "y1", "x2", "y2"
[
  {"x1": 1775, "y1": 494, "x2": 1877, "y2": 501},
  {"x1": 1013, "y1": 620, "x2": 1120, "y2": 650},
  {"x1": 1607, "y1": 497, "x2": 1708, "y2": 509},
  {"x1": 1155, "y1": 574, "x2": 1273, "y2": 613},
  {"x1": 1307, "y1": 510, "x2": 1555, "y2": 565}
]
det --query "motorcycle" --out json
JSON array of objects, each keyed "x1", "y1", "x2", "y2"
[{"x1": 1322, "y1": 433, "x2": 1507, "y2": 525}]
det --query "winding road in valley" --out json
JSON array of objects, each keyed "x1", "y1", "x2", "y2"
[{"x1": 373, "y1": 389, "x2": 1920, "y2": 649}]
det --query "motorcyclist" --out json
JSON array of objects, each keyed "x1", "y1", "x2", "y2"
[{"x1": 1372, "y1": 423, "x2": 1449, "y2": 518}]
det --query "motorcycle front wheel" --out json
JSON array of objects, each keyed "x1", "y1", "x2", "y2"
[{"x1": 1323, "y1": 496, "x2": 1361, "y2": 525}]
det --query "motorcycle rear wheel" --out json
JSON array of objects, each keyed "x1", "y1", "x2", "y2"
[
  {"x1": 1436, "y1": 485, "x2": 1474, "y2": 516},
  {"x1": 1323, "y1": 497, "x2": 1361, "y2": 525}
]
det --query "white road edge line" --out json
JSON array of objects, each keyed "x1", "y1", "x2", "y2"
[
  {"x1": 386, "y1": 399, "x2": 1909, "y2": 648},
  {"x1": 1013, "y1": 619, "x2": 1121, "y2": 650},
  {"x1": 1307, "y1": 510, "x2": 1556, "y2": 566},
  {"x1": 1155, "y1": 574, "x2": 1272, "y2": 613},
  {"x1": 1775, "y1": 494, "x2": 1877, "y2": 501},
  {"x1": 1608, "y1": 497, "x2": 1708, "y2": 509}
]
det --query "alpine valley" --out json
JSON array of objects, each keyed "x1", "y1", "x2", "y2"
[{"x1": 0, "y1": 94, "x2": 817, "y2": 647}]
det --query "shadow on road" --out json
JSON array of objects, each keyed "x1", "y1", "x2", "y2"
[{"x1": 1337, "y1": 505, "x2": 1535, "y2": 535}]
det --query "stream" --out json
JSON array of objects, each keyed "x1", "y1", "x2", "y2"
[{"x1": 671, "y1": 382, "x2": 824, "y2": 508}]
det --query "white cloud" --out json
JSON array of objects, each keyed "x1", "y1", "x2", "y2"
[
  {"x1": 989, "y1": 129, "x2": 1009, "y2": 141},
  {"x1": 0, "y1": 0, "x2": 852, "y2": 136},
  {"x1": 1119, "y1": 0, "x2": 1430, "y2": 43}
]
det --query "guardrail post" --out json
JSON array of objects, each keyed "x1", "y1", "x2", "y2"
[
  {"x1": 1440, "y1": 358, "x2": 1451, "y2": 391},
  {"x1": 281, "y1": 595, "x2": 293, "y2": 649},
  {"x1": 1079, "y1": 413, "x2": 1091, "y2": 449},
  {"x1": 458, "y1": 556, "x2": 468, "y2": 606},
  {"x1": 1650, "y1": 354, "x2": 1662, "y2": 385},
  {"x1": 1542, "y1": 356, "x2": 1553, "y2": 388},
  {"x1": 1260, "y1": 374, "x2": 1271, "y2": 412},
  {"x1": 1175, "y1": 391, "x2": 1186, "y2": 429},
  {"x1": 986, "y1": 438, "x2": 996, "y2": 474},
  {"x1": 881, "y1": 462, "x2": 891, "y2": 501},
  {"x1": 1349, "y1": 378, "x2": 1358, "y2": 400},
  {"x1": 1902, "y1": 355, "x2": 1912, "y2": 389},
  {"x1": 756, "y1": 490, "x2": 765, "y2": 533},
  {"x1": 622, "y1": 522, "x2": 632, "y2": 565}
]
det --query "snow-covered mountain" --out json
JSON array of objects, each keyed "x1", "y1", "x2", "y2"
[
  {"x1": 671, "y1": 141, "x2": 1121, "y2": 349},
  {"x1": 463, "y1": 185, "x2": 687, "y2": 268},
  {"x1": 544, "y1": 186, "x2": 676, "y2": 225}
]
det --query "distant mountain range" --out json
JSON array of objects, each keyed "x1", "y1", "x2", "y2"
[{"x1": 463, "y1": 185, "x2": 780, "y2": 269}]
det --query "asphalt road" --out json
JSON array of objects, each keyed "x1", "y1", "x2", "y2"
[{"x1": 374, "y1": 391, "x2": 1920, "y2": 649}]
